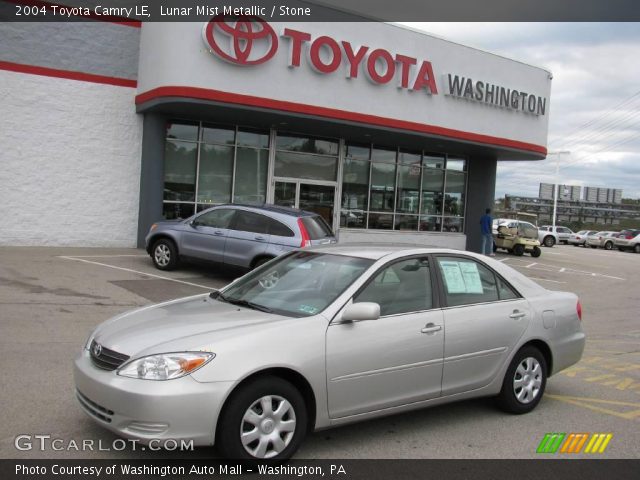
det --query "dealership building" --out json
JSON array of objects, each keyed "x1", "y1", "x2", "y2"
[{"x1": 0, "y1": 14, "x2": 551, "y2": 251}]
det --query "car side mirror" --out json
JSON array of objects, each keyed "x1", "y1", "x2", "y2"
[
  {"x1": 189, "y1": 220, "x2": 199, "y2": 228},
  {"x1": 341, "y1": 302, "x2": 380, "y2": 322}
]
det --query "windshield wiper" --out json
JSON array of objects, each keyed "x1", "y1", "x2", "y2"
[{"x1": 210, "y1": 291, "x2": 272, "y2": 313}]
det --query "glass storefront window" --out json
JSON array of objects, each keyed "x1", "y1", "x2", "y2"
[
  {"x1": 423, "y1": 153, "x2": 445, "y2": 169},
  {"x1": 197, "y1": 144, "x2": 233, "y2": 204},
  {"x1": 368, "y1": 213, "x2": 393, "y2": 230},
  {"x1": 274, "y1": 151, "x2": 337, "y2": 181},
  {"x1": 371, "y1": 147, "x2": 397, "y2": 164},
  {"x1": 276, "y1": 134, "x2": 338, "y2": 155},
  {"x1": 396, "y1": 164, "x2": 421, "y2": 214},
  {"x1": 398, "y1": 150, "x2": 421, "y2": 165},
  {"x1": 238, "y1": 129, "x2": 269, "y2": 149},
  {"x1": 163, "y1": 202, "x2": 195, "y2": 220},
  {"x1": 344, "y1": 143, "x2": 370, "y2": 160},
  {"x1": 421, "y1": 168, "x2": 444, "y2": 215},
  {"x1": 419, "y1": 215, "x2": 442, "y2": 232},
  {"x1": 234, "y1": 148, "x2": 268, "y2": 203},
  {"x1": 447, "y1": 157, "x2": 466, "y2": 171},
  {"x1": 443, "y1": 216, "x2": 463, "y2": 233},
  {"x1": 163, "y1": 140, "x2": 197, "y2": 202},
  {"x1": 166, "y1": 122, "x2": 198, "y2": 141},
  {"x1": 370, "y1": 162, "x2": 396, "y2": 212},
  {"x1": 394, "y1": 215, "x2": 419, "y2": 231},
  {"x1": 202, "y1": 124, "x2": 235, "y2": 145},
  {"x1": 444, "y1": 170, "x2": 466, "y2": 216}
]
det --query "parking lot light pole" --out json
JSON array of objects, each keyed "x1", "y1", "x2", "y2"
[{"x1": 547, "y1": 151, "x2": 571, "y2": 228}]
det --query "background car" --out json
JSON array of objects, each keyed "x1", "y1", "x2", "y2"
[
  {"x1": 614, "y1": 229, "x2": 640, "y2": 253},
  {"x1": 75, "y1": 245, "x2": 585, "y2": 460},
  {"x1": 567, "y1": 230, "x2": 598, "y2": 247},
  {"x1": 585, "y1": 231, "x2": 619, "y2": 250},
  {"x1": 539, "y1": 225, "x2": 572, "y2": 245},
  {"x1": 145, "y1": 204, "x2": 336, "y2": 271}
]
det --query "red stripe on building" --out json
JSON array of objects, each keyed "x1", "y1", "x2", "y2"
[
  {"x1": 136, "y1": 86, "x2": 548, "y2": 156},
  {"x1": 0, "y1": 61, "x2": 137, "y2": 88},
  {"x1": 5, "y1": 0, "x2": 142, "y2": 27}
]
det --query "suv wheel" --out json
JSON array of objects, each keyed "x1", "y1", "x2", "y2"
[
  {"x1": 151, "y1": 239, "x2": 178, "y2": 271},
  {"x1": 604, "y1": 241, "x2": 613, "y2": 250},
  {"x1": 543, "y1": 236, "x2": 555, "y2": 247}
]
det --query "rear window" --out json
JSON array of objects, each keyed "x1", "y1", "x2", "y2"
[{"x1": 301, "y1": 216, "x2": 333, "y2": 239}]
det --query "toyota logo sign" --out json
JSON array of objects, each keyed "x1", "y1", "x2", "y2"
[
  {"x1": 203, "y1": 15, "x2": 278, "y2": 66},
  {"x1": 92, "y1": 342, "x2": 102, "y2": 357}
]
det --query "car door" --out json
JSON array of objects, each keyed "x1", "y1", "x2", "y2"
[
  {"x1": 223, "y1": 210, "x2": 271, "y2": 268},
  {"x1": 326, "y1": 256, "x2": 444, "y2": 418},
  {"x1": 434, "y1": 255, "x2": 531, "y2": 396},
  {"x1": 179, "y1": 208, "x2": 236, "y2": 262}
]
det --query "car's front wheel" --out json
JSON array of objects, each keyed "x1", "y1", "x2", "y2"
[
  {"x1": 151, "y1": 238, "x2": 178, "y2": 271},
  {"x1": 634, "y1": 244, "x2": 640, "y2": 254},
  {"x1": 543, "y1": 236, "x2": 555, "y2": 247},
  {"x1": 216, "y1": 377, "x2": 307, "y2": 460},
  {"x1": 497, "y1": 346, "x2": 547, "y2": 414},
  {"x1": 604, "y1": 241, "x2": 613, "y2": 250}
]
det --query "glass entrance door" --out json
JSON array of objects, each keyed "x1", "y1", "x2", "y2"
[{"x1": 274, "y1": 181, "x2": 336, "y2": 229}]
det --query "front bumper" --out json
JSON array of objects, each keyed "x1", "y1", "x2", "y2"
[{"x1": 73, "y1": 350, "x2": 233, "y2": 446}]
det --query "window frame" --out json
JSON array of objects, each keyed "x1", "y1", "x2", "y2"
[
  {"x1": 432, "y1": 254, "x2": 523, "y2": 309},
  {"x1": 193, "y1": 207, "x2": 236, "y2": 229},
  {"x1": 349, "y1": 254, "x2": 441, "y2": 318}
]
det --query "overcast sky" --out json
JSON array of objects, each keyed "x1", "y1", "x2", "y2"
[{"x1": 404, "y1": 23, "x2": 640, "y2": 200}]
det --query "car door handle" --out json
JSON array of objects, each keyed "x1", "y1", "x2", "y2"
[
  {"x1": 509, "y1": 310, "x2": 527, "y2": 319},
  {"x1": 254, "y1": 235, "x2": 266, "y2": 241},
  {"x1": 421, "y1": 323, "x2": 442, "y2": 334},
  {"x1": 213, "y1": 231, "x2": 224, "y2": 236}
]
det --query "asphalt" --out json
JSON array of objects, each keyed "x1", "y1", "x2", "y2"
[{"x1": 0, "y1": 244, "x2": 638, "y2": 459}]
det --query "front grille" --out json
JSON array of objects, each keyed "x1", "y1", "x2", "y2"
[
  {"x1": 90, "y1": 340, "x2": 130, "y2": 371},
  {"x1": 76, "y1": 390, "x2": 114, "y2": 423}
]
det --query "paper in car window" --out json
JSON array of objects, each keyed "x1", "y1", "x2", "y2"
[{"x1": 440, "y1": 260, "x2": 483, "y2": 294}]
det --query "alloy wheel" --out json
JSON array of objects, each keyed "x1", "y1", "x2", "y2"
[{"x1": 154, "y1": 244, "x2": 170, "y2": 267}]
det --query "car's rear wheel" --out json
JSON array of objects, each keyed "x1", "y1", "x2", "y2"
[
  {"x1": 151, "y1": 239, "x2": 178, "y2": 271},
  {"x1": 634, "y1": 244, "x2": 640, "y2": 254},
  {"x1": 543, "y1": 236, "x2": 555, "y2": 247},
  {"x1": 497, "y1": 346, "x2": 547, "y2": 414},
  {"x1": 531, "y1": 246, "x2": 541, "y2": 258},
  {"x1": 604, "y1": 241, "x2": 613, "y2": 250},
  {"x1": 513, "y1": 244, "x2": 525, "y2": 256},
  {"x1": 216, "y1": 377, "x2": 307, "y2": 460}
]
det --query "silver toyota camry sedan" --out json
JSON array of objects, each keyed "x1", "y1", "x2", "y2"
[{"x1": 74, "y1": 244, "x2": 585, "y2": 460}]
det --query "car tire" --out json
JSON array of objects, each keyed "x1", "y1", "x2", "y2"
[
  {"x1": 151, "y1": 238, "x2": 178, "y2": 271},
  {"x1": 496, "y1": 346, "x2": 547, "y2": 414},
  {"x1": 216, "y1": 376, "x2": 307, "y2": 461},
  {"x1": 513, "y1": 244, "x2": 525, "y2": 256},
  {"x1": 543, "y1": 236, "x2": 555, "y2": 247},
  {"x1": 531, "y1": 246, "x2": 541, "y2": 258},
  {"x1": 604, "y1": 241, "x2": 613, "y2": 250},
  {"x1": 634, "y1": 244, "x2": 640, "y2": 254}
]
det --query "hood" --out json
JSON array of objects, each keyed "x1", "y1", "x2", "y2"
[{"x1": 93, "y1": 295, "x2": 291, "y2": 356}]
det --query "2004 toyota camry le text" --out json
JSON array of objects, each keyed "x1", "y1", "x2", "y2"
[{"x1": 74, "y1": 244, "x2": 585, "y2": 460}]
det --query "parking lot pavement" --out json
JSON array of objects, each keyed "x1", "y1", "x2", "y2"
[{"x1": 0, "y1": 245, "x2": 638, "y2": 459}]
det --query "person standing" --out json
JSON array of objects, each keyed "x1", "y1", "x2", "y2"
[{"x1": 480, "y1": 208, "x2": 494, "y2": 256}]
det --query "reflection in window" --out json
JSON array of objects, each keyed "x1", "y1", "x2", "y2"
[
  {"x1": 276, "y1": 134, "x2": 338, "y2": 155},
  {"x1": 368, "y1": 213, "x2": 393, "y2": 230},
  {"x1": 274, "y1": 151, "x2": 337, "y2": 181},
  {"x1": 164, "y1": 141, "x2": 197, "y2": 202},
  {"x1": 202, "y1": 124, "x2": 235, "y2": 145},
  {"x1": 341, "y1": 158, "x2": 369, "y2": 228},
  {"x1": 234, "y1": 148, "x2": 268, "y2": 204},
  {"x1": 163, "y1": 202, "x2": 194, "y2": 220},
  {"x1": 197, "y1": 145, "x2": 233, "y2": 204},
  {"x1": 396, "y1": 164, "x2": 421, "y2": 214},
  {"x1": 370, "y1": 162, "x2": 396, "y2": 212}
]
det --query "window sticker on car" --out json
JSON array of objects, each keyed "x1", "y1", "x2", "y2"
[
  {"x1": 298, "y1": 304, "x2": 320, "y2": 315},
  {"x1": 440, "y1": 260, "x2": 483, "y2": 294}
]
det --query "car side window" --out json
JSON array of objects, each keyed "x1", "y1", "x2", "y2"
[
  {"x1": 497, "y1": 276, "x2": 519, "y2": 300},
  {"x1": 354, "y1": 257, "x2": 432, "y2": 316},
  {"x1": 267, "y1": 218, "x2": 295, "y2": 237},
  {"x1": 231, "y1": 211, "x2": 270, "y2": 234},
  {"x1": 195, "y1": 209, "x2": 235, "y2": 228},
  {"x1": 436, "y1": 257, "x2": 500, "y2": 307}
]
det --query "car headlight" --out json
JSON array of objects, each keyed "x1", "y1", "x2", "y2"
[{"x1": 117, "y1": 352, "x2": 215, "y2": 380}]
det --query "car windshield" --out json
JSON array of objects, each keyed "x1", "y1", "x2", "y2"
[{"x1": 213, "y1": 251, "x2": 374, "y2": 317}]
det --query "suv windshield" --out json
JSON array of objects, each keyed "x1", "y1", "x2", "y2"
[{"x1": 214, "y1": 251, "x2": 373, "y2": 317}]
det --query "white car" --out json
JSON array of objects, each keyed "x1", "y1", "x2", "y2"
[
  {"x1": 568, "y1": 230, "x2": 598, "y2": 247},
  {"x1": 539, "y1": 226, "x2": 572, "y2": 245}
]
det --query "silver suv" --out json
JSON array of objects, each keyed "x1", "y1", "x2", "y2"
[{"x1": 145, "y1": 204, "x2": 336, "y2": 271}]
